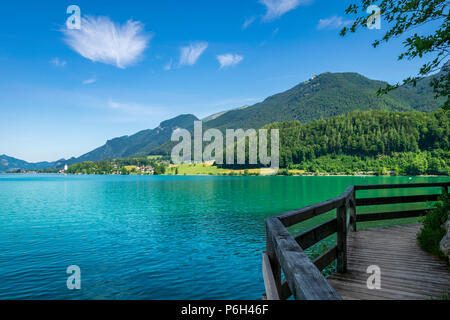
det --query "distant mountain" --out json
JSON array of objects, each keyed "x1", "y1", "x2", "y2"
[
  {"x1": 73, "y1": 114, "x2": 199, "y2": 162},
  {"x1": 204, "y1": 72, "x2": 444, "y2": 130},
  {"x1": 0, "y1": 155, "x2": 67, "y2": 172},
  {"x1": 388, "y1": 66, "x2": 448, "y2": 113},
  {"x1": 3, "y1": 71, "x2": 445, "y2": 170},
  {"x1": 0, "y1": 115, "x2": 199, "y2": 171},
  {"x1": 202, "y1": 105, "x2": 250, "y2": 122}
]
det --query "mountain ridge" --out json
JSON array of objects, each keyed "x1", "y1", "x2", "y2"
[
  {"x1": 203, "y1": 72, "x2": 444, "y2": 130},
  {"x1": 1, "y1": 71, "x2": 445, "y2": 171}
]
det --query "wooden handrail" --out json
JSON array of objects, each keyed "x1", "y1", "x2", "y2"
[
  {"x1": 355, "y1": 182, "x2": 449, "y2": 190},
  {"x1": 266, "y1": 217, "x2": 341, "y2": 300},
  {"x1": 263, "y1": 181, "x2": 450, "y2": 300},
  {"x1": 356, "y1": 209, "x2": 429, "y2": 222},
  {"x1": 356, "y1": 194, "x2": 441, "y2": 206},
  {"x1": 295, "y1": 218, "x2": 337, "y2": 250},
  {"x1": 278, "y1": 196, "x2": 345, "y2": 227}
]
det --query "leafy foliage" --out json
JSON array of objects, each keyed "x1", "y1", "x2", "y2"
[
  {"x1": 341, "y1": 0, "x2": 449, "y2": 109},
  {"x1": 67, "y1": 157, "x2": 168, "y2": 175},
  {"x1": 264, "y1": 109, "x2": 449, "y2": 174},
  {"x1": 417, "y1": 192, "x2": 450, "y2": 260}
]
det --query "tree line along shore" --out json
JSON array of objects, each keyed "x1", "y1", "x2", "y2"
[{"x1": 12, "y1": 110, "x2": 449, "y2": 177}]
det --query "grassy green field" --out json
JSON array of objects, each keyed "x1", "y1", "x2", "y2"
[{"x1": 166, "y1": 164, "x2": 262, "y2": 175}]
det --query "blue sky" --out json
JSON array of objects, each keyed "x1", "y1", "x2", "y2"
[{"x1": 0, "y1": 0, "x2": 437, "y2": 162}]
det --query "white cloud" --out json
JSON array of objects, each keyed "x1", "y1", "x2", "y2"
[
  {"x1": 260, "y1": 0, "x2": 310, "y2": 21},
  {"x1": 217, "y1": 54, "x2": 244, "y2": 69},
  {"x1": 62, "y1": 16, "x2": 151, "y2": 69},
  {"x1": 317, "y1": 16, "x2": 353, "y2": 30},
  {"x1": 242, "y1": 16, "x2": 256, "y2": 29},
  {"x1": 82, "y1": 78, "x2": 96, "y2": 85},
  {"x1": 164, "y1": 58, "x2": 173, "y2": 71},
  {"x1": 179, "y1": 42, "x2": 208, "y2": 67},
  {"x1": 51, "y1": 57, "x2": 67, "y2": 67}
]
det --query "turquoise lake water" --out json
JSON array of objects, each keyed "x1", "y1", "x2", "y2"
[{"x1": 0, "y1": 174, "x2": 448, "y2": 300}]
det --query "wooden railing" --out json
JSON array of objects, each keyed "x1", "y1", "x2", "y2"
[{"x1": 262, "y1": 182, "x2": 450, "y2": 300}]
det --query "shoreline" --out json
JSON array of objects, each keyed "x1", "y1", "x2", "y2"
[{"x1": 2, "y1": 172, "x2": 447, "y2": 178}]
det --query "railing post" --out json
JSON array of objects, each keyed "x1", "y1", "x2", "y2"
[
  {"x1": 266, "y1": 222, "x2": 282, "y2": 296},
  {"x1": 336, "y1": 205, "x2": 347, "y2": 274},
  {"x1": 350, "y1": 188, "x2": 357, "y2": 232},
  {"x1": 443, "y1": 185, "x2": 448, "y2": 196}
]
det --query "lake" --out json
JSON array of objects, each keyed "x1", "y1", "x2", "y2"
[{"x1": 0, "y1": 174, "x2": 448, "y2": 300}]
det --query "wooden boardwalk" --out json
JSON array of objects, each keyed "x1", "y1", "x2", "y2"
[{"x1": 328, "y1": 224, "x2": 450, "y2": 300}]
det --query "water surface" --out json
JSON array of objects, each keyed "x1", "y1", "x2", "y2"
[{"x1": 0, "y1": 174, "x2": 447, "y2": 299}]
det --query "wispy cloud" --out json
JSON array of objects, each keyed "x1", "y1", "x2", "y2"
[
  {"x1": 179, "y1": 42, "x2": 208, "y2": 67},
  {"x1": 217, "y1": 54, "x2": 244, "y2": 69},
  {"x1": 317, "y1": 16, "x2": 353, "y2": 30},
  {"x1": 272, "y1": 28, "x2": 280, "y2": 37},
  {"x1": 164, "y1": 58, "x2": 173, "y2": 71},
  {"x1": 82, "y1": 78, "x2": 96, "y2": 85},
  {"x1": 107, "y1": 99, "x2": 166, "y2": 118},
  {"x1": 260, "y1": 0, "x2": 310, "y2": 21},
  {"x1": 51, "y1": 57, "x2": 67, "y2": 67},
  {"x1": 62, "y1": 16, "x2": 152, "y2": 69},
  {"x1": 242, "y1": 16, "x2": 256, "y2": 30}
]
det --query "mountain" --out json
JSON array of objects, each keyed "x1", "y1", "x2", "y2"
[
  {"x1": 203, "y1": 72, "x2": 444, "y2": 130},
  {"x1": 73, "y1": 114, "x2": 199, "y2": 162},
  {"x1": 0, "y1": 114, "x2": 199, "y2": 171},
  {"x1": 263, "y1": 109, "x2": 449, "y2": 175},
  {"x1": 202, "y1": 105, "x2": 250, "y2": 122},
  {"x1": 388, "y1": 65, "x2": 448, "y2": 112},
  {"x1": 150, "y1": 72, "x2": 445, "y2": 156},
  {"x1": 3, "y1": 71, "x2": 445, "y2": 169},
  {"x1": 0, "y1": 155, "x2": 67, "y2": 172}
]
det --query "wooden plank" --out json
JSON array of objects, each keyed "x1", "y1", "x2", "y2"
[
  {"x1": 262, "y1": 252, "x2": 280, "y2": 300},
  {"x1": 327, "y1": 224, "x2": 450, "y2": 300},
  {"x1": 278, "y1": 183, "x2": 448, "y2": 227},
  {"x1": 356, "y1": 209, "x2": 428, "y2": 222},
  {"x1": 346, "y1": 190, "x2": 357, "y2": 232},
  {"x1": 336, "y1": 205, "x2": 347, "y2": 273},
  {"x1": 266, "y1": 217, "x2": 341, "y2": 300},
  {"x1": 279, "y1": 281, "x2": 292, "y2": 300},
  {"x1": 341, "y1": 185, "x2": 355, "y2": 200},
  {"x1": 271, "y1": 279, "x2": 295, "y2": 301},
  {"x1": 313, "y1": 245, "x2": 338, "y2": 271},
  {"x1": 294, "y1": 218, "x2": 337, "y2": 250},
  {"x1": 277, "y1": 196, "x2": 344, "y2": 227},
  {"x1": 265, "y1": 219, "x2": 281, "y2": 297},
  {"x1": 355, "y1": 182, "x2": 450, "y2": 191},
  {"x1": 356, "y1": 194, "x2": 440, "y2": 206},
  {"x1": 264, "y1": 182, "x2": 450, "y2": 300}
]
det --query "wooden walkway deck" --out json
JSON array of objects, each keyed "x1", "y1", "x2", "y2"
[{"x1": 327, "y1": 224, "x2": 450, "y2": 300}]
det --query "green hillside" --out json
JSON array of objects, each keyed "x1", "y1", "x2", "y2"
[
  {"x1": 264, "y1": 109, "x2": 449, "y2": 175},
  {"x1": 74, "y1": 114, "x2": 199, "y2": 162},
  {"x1": 205, "y1": 72, "x2": 444, "y2": 130},
  {"x1": 0, "y1": 155, "x2": 67, "y2": 172}
]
